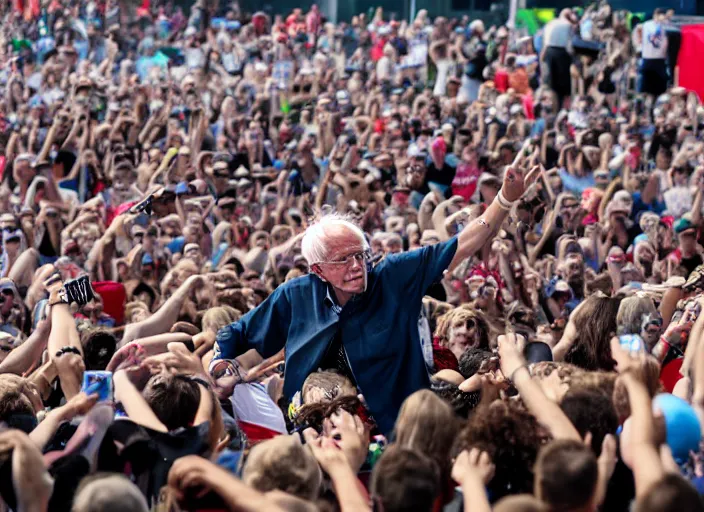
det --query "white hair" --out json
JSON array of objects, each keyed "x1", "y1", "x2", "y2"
[
  {"x1": 301, "y1": 213, "x2": 368, "y2": 265},
  {"x1": 72, "y1": 475, "x2": 148, "y2": 512}
]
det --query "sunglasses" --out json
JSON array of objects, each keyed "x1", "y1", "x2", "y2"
[
  {"x1": 0, "y1": 289, "x2": 13, "y2": 297},
  {"x1": 0, "y1": 345, "x2": 12, "y2": 353}
]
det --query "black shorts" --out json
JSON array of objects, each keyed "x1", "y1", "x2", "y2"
[{"x1": 639, "y1": 58, "x2": 668, "y2": 97}]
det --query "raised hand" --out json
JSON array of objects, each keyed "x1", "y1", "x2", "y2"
[
  {"x1": 451, "y1": 448, "x2": 496, "y2": 485},
  {"x1": 497, "y1": 333, "x2": 528, "y2": 380},
  {"x1": 323, "y1": 409, "x2": 369, "y2": 473},
  {"x1": 142, "y1": 342, "x2": 207, "y2": 379},
  {"x1": 502, "y1": 164, "x2": 541, "y2": 202},
  {"x1": 167, "y1": 455, "x2": 214, "y2": 502}
]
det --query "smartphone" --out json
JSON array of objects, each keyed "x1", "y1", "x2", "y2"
[
  {"x1": 619, "y1": 334, "x2": 645, "y2": 354},
  {"x1": 82, "y1": 370, "x2": 113, "y2": 402}
]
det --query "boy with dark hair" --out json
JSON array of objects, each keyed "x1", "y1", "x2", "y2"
[
  {"x1": 370, "y1": 446, "x2": 440, "y2": 512},
  {"x1": 534, "y1": 439, "x2": 599, "y2": 512}
]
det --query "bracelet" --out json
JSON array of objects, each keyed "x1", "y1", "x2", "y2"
[
  {"x1": 496, "y1": 189, "x2": 514, "y2": 211},
  {"x1": 190, "y1": 376, "x2": 212, "y2": 389},
  {"x1": 510, "y1": 364, "x2": 530, "y2": 382},
  {"x1": 55, "y1": 346, "x2": 81, "y2": 358},
  {"x1": 652, "y1": 336, "x2": 672, "y2": 363}
]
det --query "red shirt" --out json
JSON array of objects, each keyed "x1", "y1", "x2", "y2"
[
  {"x1": 494, "y1": 69, "x2": 509, "y2": 93},
  {"x1": 451, "y1": 162, "x2": 480, "y2": 201}
]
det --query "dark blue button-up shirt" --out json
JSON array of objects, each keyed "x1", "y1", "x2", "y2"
[{"x1": 213, "y1": 236, "x2": 459, "y2": 435}]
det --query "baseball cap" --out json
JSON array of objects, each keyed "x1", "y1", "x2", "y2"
[{"x1": 674, "y1": 217, "x2": 696, "y2": 234}]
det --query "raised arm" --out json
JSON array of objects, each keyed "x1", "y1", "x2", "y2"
[
  {"x1": 450, "y1": 164, "x2": 539, "y2": 271},
  {"x1": 499, "y1": 333, "x2": 581, "y2": 441},
  {"x1": 622, "y1": 370, "x2": 665, "y2": 498},
  {"x1": 114, "y1": 369, "x2": 168, "y2": 432},
  {"x1": 121, "y1": 274, "x2": 206, "y2": 346},
  {"x1": 0, "y1": 316, "x2": 51, "y2": 375},
  {"x1": 168, "y1": 456, "x2": 287, "y2": 512}
]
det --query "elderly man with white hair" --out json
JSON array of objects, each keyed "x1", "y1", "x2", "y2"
[{"x1": 211, "y1": 166, "x2": 539, "y2": 434}]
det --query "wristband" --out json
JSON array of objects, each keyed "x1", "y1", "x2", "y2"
[
  {"x1": 510, "y1": 364, "x2": 530, "y2": 382},
  {"x1": 496, "y1": 189, "x2": 514, "y2": 211},
  {"x1": 652, "y1": 336, "x2": 671, "y2": 363},
  {"x1": 55, "y1": 346, "x2": 81, "y2": 358}
]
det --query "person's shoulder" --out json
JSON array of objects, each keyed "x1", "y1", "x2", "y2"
[{"x1": 280, "y1": 273, "x2": 317, "y2": 290}]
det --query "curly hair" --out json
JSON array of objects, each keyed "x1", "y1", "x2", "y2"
[
  {"x1": 293, "y1": 395, "x2": 374, "y2": 433},
  {"x1": 567, "y1": 371, "x2": 617, "y2": 400},
  {"x1": 434, "y1": 306, "x2": 491, "y2": 350},
  {"x1": 530, "y1": 361, "x2": 582, "y2": 382},
  {"x1": 458, "y1": 347, "x2": 494, "y2": 379},
  {"x1": 456, "y1": 400, "x2": 550, "y2": 500},
  {"x1": 431, "y1": 379, "x2": 481, "y2": 418}
]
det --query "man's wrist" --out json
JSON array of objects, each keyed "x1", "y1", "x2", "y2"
[{"x1": 496, "y1": 189, "x2": 514, "y2": 211}]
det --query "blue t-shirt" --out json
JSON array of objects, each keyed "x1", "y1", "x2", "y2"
[
  {"x1": 166, "y1": 236, "x2": 186, "y2": 254},
  {"x1": 632, "y1": 191, "x2": 666, "y2": 218},
  {"x1": 558, "y1": 168, "x2": 595, "y2": 195}
]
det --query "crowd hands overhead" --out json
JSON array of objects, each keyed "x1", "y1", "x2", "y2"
[{"x1": 0, "y1": 0, "x2": 702, "y2": 511}]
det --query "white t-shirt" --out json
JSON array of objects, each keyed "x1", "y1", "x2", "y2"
[
  {"x1": 543, "y1": 18, "x2": 572, "y2": 48},
  {"x1": 641, "y1": 19, "x2": 668, "y2": 60},
  {"x1": 433, "y1": 59, "x2": 453, "y2": 96}
]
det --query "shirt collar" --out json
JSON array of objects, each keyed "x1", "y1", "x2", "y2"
[{"x1": 324, "y1": 286, "x2": 343, "y2": 315}]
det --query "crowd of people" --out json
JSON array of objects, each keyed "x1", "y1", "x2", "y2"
[{"x1": 0, "y1": 0, "x2": 702, "y2": 510}]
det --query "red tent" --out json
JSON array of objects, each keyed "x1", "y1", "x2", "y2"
[{"x1": 677, "y1": 24, "x2": 704, "y2": 100}]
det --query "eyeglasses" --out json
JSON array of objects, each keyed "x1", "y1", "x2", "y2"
[
  {"x1": 642, "y1": 317, "x2": 663, "y2": 333},
  {"x1": 318, "y1": 250, "x2": 371, "y2": 267}
]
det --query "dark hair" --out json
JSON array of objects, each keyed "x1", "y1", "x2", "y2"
[
  {"x1": 142, "y1": 373, "x2": 200, "y2": 431},
  {"x1": 564, "y1": 295, "x2": 620, "y2": 371},
  {"x1": 560, "y1": 388, "x2": 618, "y2": 455},
  {"x1": 0, "y1": 389, "x2": 34, "y2": 421},
  {"x1": 456, "y1": 400, "x2": 550, "y2": 500},
  {"x1": 535, "y1": 440, "x2": 598, "y2": 511},
  {"x1": 371, "y1": 446, "x2": 440, "y2": 512},
  {"x1": 430, "y1": 379, "x2": 480, "y2": 418},
  {"x1": 294, "y1": 395, "x2": 373, "y2": 433},
  {"x1": 458, "y1": 348, "x2": 493, "y2": 379},
  {"x1": 81, "y1": 330, "x2": 117, "y2": 371},
  {"x1": 636, "y1": 474, "x2": 704, "y2": 512}
]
